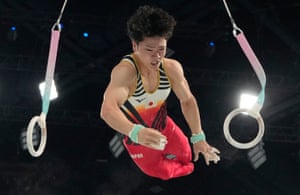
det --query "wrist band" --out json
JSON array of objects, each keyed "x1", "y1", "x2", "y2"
[
  {"x1": 128, "y1": 124, "x2": 145, "y2": 143},
  {"x1": 190, "y1": 131, "x2": 206, "y2": 144}
]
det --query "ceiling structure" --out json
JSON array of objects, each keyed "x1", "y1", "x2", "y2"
[{"x1": 0, "y1": 0, "x2": 299, "y2": 194}]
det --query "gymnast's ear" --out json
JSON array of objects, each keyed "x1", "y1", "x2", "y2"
[{"x1": 132, "y1": 40, "x2": 138, "y2": 52}]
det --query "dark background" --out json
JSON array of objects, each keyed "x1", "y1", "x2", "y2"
[{"x1": 0, "y1": 0, "x2": 299, "y2": 194}]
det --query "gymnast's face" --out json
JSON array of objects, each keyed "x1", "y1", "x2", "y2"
[{"x1": 132, "y1": 36, "x2": 167, "y2": 70}]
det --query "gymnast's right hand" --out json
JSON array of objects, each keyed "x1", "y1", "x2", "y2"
[{"x1": 132, "y1": 127, "x2": 167, "y2": 150}]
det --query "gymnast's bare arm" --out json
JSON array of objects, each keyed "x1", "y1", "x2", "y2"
[
  {"x1": 164, "y1": 58, "x2": 217, "y2": 162},
  {"x1": 100, "y1": 61, "x2": 166, "y2": 149}
]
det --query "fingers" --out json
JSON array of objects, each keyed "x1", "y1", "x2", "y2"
[
  {"x1": 211, "y1": 147, "x2": 221, "y2": 154},
  {"x1": 204, "y1": 155, "x2": 210, "y2": 166},
  {"x1": 148, "y1": 132, "x2": 167, "y2": 146},
  {"x1": 193, "y1": 151, "x2": 199, "y2": 162},
  {"x1": 193, "y1": 145, "x2": 221, "y2": 165},
  {"x1": 214, "y1": 155, "x2": 221, "y2": 164},
  {"x1": 203, "y1": 152, "x2": 211, "y2": 166},
  {"x1": 139, "y1": 128, "x2": 168, "y2": 150},
  {"x1": 203, "y1": 149, "x2": 221, "y2": 165},
  {"x1": 194, "y1": 151, "x2": 215, "y2": 165},
  {"x1": 149, "y1": 137, "x2": 168, "y2": 150}
]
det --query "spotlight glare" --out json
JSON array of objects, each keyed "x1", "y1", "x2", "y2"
[
  {"x1": 240, "y1": 93, "x2": 258, "y2": 110},
  {"x1": 39, "y1": 80, "x2": 58, "y2": 100}
]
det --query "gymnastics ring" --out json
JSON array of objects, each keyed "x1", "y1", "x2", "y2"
[
  {"x1": 223, "y1": 108, "x2": 264, "y2": 149},
  {"x1": 26, "y1": 113, "x2": 47, "y2": 157}
]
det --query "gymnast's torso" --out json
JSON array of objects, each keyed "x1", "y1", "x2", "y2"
[{"x1": 120, "y1": 54, "x2": 171, "y2": 129}]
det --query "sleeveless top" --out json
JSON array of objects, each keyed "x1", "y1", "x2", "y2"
[{"x1": 120, "y1": 54, "x2": 171, "y2": 130}]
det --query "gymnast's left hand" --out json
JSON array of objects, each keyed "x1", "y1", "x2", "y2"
[{"x1": 193, "y1": 141, "x2": 220, "y2": 165}]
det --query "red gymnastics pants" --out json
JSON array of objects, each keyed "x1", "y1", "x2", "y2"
[{"x1": 123, "y1": 116, "x2": 194, "y2": 180}]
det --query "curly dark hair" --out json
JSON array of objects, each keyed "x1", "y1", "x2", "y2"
[{"x1": 127, "y1": 5, "x2": 176, "y2": 43}]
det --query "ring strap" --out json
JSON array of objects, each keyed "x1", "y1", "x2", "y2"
[
  {"x1": 42, "y1": 29, "x2": 60, "y2": 115},
  {"x1": 222, "y1": 0, "x2": 266, "y2": 149},
  {"x1": 26, "y1": 0, "x2": 68, "y2": 157}
]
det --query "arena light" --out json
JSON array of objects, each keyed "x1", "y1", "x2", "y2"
[
  {"x1": 239, "y1": 93, "x2": 258, "y2": 109},
  {"x1": 209, "y1": 41, "x2": 215, "y2": 47},
  {"x1": 59, "y1": 23, "x2": 64, "y2": 29},
  {"x1": 20, "y1": 127, "x2": 40, "y2": 150},
  {"x1": 82, "y1": 32, "x2": 89, "y2": 38},
  {"x1": 109, "y1": 133, "x2": 125, "y2": 158},
  {"x1": 7, "y1": 25, "x2": 18, "y2": 41},
  {"x1": 39, "y1": 80, "x2": 58, "y2": 100},
  {"x1": 204, "y1": 41, "x2": 216, "y2": 57},
  {"x1": 10, "y1": 26, "x2": 17, "y2": 31},
  {"x1": 247, "y1": 141, "x2": 267, "y2": 169}
]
